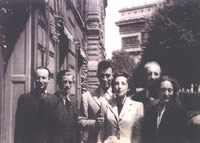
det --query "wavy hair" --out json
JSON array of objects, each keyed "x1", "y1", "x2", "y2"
[
  {"x1": 157, "y1": 75, "x2": 180, "y2": 102},
  {"x1": 112, "y1": 71, "x2": 136, "y2": 96}
]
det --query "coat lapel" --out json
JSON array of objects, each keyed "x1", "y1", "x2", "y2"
[
  {"x1": 108, "y1": 99, "x2": 119, "y2": 123},
  {"x1": 119, "y1": 98, "x2": 132, "y2": 121},
  {"x1": 91, "y1": 88, "x2": 101, "y2": 108},
  {"x1": 107, "y1": 98, "x2": 133, "y2": 124},
  {"x1": 158, "y1": 104, "x2": 171, "y2": 129},
  {"x1": 91, "y1": 87, "x2": 110, "y2": 117}
]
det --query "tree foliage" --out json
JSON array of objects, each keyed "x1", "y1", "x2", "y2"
[
  {"x1": 143, "y1": 0, "x2": 200, "y2": 87},
  {"x1": 111, "y1": 50, "x2": 138, "y2": 77}
]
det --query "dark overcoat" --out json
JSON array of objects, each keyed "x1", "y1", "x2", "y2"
[
  {"x1": 143, "y1": 100, "x2": 188, "y2": 143},
  {"x1": 14, "y1": 90, "x2": 52, "y2": 143},
  {"x1": 40, "y1": 91, "x2": 79, "y2": 143}
]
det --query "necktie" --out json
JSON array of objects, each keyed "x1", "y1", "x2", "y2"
[{"x1": 63, "y1": 98, "x2": 66, "y2": 105}]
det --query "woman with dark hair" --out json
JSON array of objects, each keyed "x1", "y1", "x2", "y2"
[
  {"x1": 143, "y1": 75, "x2": 188, "y2": 143},
  {"x1": 103, "y1": 71, "x2": 144, "y2": 143}
]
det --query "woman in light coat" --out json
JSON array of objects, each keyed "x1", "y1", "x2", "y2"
[{"x1": 103, "y1": 71, "x2": 144, "y2": 143}]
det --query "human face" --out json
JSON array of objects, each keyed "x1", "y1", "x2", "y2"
[
  {"x1": 113, "y1": 76, "x2": 129, "y2": 98},
  {"x1": 159, "y1": 80, "x2": 174, "y2": 103},
  {"x1": 35, "y1": 68, "x2": 49, "y2": 91},
  {"x1": 59, "y1": 74, "x2": 74, "y2": 95},
  {"x1": 98, "y1": 67, "x2": 113, "y2": 90},
  {"x1": 145, "y1": 64, "x2": 161, "y2": 87}
]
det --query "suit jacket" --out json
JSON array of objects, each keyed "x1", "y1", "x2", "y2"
[
  {"x1": 40, "y1": 91, "x2": 79, "y2": 143},
  {"x1": 14, "y1": 90, "x2": 52, "y2": 143},
  {"x1": 78, "y1": 87, "x2": 111, "y2": 143},
  {"x1": 143, "y1": 101, "x2": 188, "y2": 143},
  {"x1": 104, "y1": 97, "x2": 144, "y2": 143}
]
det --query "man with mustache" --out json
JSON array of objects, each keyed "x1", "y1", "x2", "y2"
[
  {"x1": 15, "y1": 67, "x2": 51, "y2": 143},
  {"x1": 40, "y1": 69, "x2": 79, "y2": 143},
  {"x1": 132, "y1": 61, "x2": 162, "y2": 109},
  {"x1": 78, "y1": 60, "x2": 113, "y2": 143}
]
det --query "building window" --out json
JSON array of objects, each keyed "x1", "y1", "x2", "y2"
[
  {"x1": 55, "y1": 0, "x2": 64, "y2": 15},
  {"x1": 37, "y1": 20, "x2": 47, "y2": 67},
  {"x1": 122, "y1": 36, "x2": 140, "y2": 49},
  {"x1": 59, "y1": 35, "x2": 69, "y2": 70}
]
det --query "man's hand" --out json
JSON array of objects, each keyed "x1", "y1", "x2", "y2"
[
  {"x1": 188, "y1": 114, "x2": 200, "y2": 128},
  {"x1": 95, "y1": 117, "x2": 104, "y2": 129}
]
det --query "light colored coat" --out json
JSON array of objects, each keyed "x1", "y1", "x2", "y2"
[
  {"x1": 78, "y1": 87, "x2": 112, "y2": 143},
  {"x1": 104, "y1": 97, "x2": 144, "y2": 143}
]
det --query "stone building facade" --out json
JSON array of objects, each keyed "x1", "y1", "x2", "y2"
[
  {"x1": 86, "y1": 0, "x2": 107, "y2": 90},
  {"x1": 0, "y1": 0, "x2": 107, "y2": 142}
]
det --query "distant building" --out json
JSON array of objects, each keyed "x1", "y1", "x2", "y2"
[
  {"x1": 0, "y1": 0, "x2": 107, "y2": 142},
  {"x1": 116, "y1": 1, "x2": 165, "y2": 64}
]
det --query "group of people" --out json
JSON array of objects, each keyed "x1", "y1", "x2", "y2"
[
  {"x1": 15, "y1": 67, "x2": 78, "y2": 143},
  {"x1": 14, "y1": 60, "x2": 200, "y2": 143}
]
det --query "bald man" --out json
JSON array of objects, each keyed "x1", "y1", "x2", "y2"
[{"x1": 132, "y1": 61, "x2": 161, "y2": 109}]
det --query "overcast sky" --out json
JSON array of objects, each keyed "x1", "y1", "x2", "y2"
[{"x1": 105, "y1": 0, "x2": 163, "y2": 59}]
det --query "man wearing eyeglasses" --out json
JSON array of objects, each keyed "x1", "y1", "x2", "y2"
[
  {"x1": 78, "y1": 60, "x2": 113, "y2": 143},
  {"x1": 40, "y1": 69, "x2": 79, "y2": 143}
]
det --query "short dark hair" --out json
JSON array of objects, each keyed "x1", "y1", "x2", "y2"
[
  {"x1": 34, "y1": 66, "x2": 51, "y2": 78},
  {"x1": 97, "y1": 60, "x2": 113, "y2": 76},
  {"x1": 112, "y1": 71, "x2": 136, "y2": 96},
  {"x1": 154, "y1": 75, "x2": 180, "y2": 101},
  {"x1": 56, "y1": 69, "x2": 74, "y2": 84}
]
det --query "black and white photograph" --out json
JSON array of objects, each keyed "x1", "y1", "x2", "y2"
[{"x1": 1, "y1": 0, "x2": 200, "y2": 143}]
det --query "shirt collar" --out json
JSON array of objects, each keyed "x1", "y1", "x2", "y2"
[
  {"x1": 35, "y1": 89, "x2": 47, "y2": 97},
  {"x1": 99, "y1": 86, "x2": 112, "y2": 95},
  {"x1": 158, "y1": 103, "x2": 167, "y2": 111},
  {"x1": 99, "y1": 86, "x2": 114, "y2": 102},
  {"x1": 58, "y1": 90, "x2": 71, "y2": 102},
  {"x1": 106, "y1": 87, "x2": 112, "y2": 96}
]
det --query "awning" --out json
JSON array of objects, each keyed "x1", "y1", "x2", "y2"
[
  {"x1": 64, "y1": 26, "x2": 73, "y2": 41},
  {"x1": 80, "y1": 48, "x2": 86, "y2": 59}
]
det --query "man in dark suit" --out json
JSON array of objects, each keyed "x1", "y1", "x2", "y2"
[
  {"x1": 40, "y1": 69, "x2": 79, "y2": 143},
  {"x1": 132, "y1": 61, "x2": 161, "y2": 109},
  {"x1": 14, "y1": 67, "x2": 52, "y2": 143}
]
